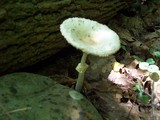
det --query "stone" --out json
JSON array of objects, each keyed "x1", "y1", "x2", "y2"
[{"x1": 0, "y1": 72, "x2": 103, "y2": 120}]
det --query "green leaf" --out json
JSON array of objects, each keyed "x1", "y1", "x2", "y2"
[
  {"x1": 132, "y1": 55, "x2": 144, "y2": 62},
  {"x1": 152, "y1": 51, "x2": 160, "y2": 57},
  {"x1": 146, "y1": 58, "x2": 155, "y2": 64},
  {"x1": 150, "y1": 48, "x2": 160, "y2": 57},
  {"x1": 137, "y1": 92, "x2": 150, "y2": 104},
  {"x1": 134, "y1": 83, "x2": 143, "y2": 93},
  {"x1": 121, "y1": 44, "x2": 127, "y2": 52}
]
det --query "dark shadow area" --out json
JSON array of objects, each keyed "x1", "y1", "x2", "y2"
[{"x1": 20, "y1": 46, "x2": 81, "y2": 78}]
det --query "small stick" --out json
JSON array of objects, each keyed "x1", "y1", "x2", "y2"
[{"x1": 0, "y1": 107, "x2": 31, "y2": 116}]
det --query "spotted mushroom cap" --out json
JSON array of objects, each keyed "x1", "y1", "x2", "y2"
[{"x1": 60, "y1": 17, "x2": 121, "y2": 57}]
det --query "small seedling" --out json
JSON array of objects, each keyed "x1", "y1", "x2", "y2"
[
  {"x1": 150, "y1": 72, "x2": 159, "y2": 120},
  {"x1": 134, "y1": 83, "x2": 150, "y2": 104}
]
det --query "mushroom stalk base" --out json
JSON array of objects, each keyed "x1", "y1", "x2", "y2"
[{"x1": 75, "y1": 52, "x2": 88, "y2": 92}]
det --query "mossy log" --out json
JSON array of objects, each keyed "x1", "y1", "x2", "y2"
[{"x1": 0, "y1": 0, "x2": 134, "y2": 74}]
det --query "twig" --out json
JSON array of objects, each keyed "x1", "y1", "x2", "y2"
[{"x1": 0, "y1": 107, "x2": 31, "y2": 116}]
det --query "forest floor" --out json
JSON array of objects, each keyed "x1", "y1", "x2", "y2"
[{"x1": 26, "y1": 6, "x2": 160, "y2": 120}]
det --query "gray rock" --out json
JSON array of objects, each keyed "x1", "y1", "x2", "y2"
[{"x1": 0, "y1": 72, "x2": 103, "y2": 120}]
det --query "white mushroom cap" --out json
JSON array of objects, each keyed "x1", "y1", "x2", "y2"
[
  {"x1": 60, "y1": 17, "x2": 121, "y2": 57},
  {"x1": 148, "y1": 65, "x2": 159, "y2": 73},
  {"x1": 139, "y1": 62, "x2": 149, "y2": 70}
]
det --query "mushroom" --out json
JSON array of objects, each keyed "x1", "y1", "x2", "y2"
[
  {"x1": 148, "y1": 65, "x2": 159, "y2": 73},
  {"x1": 139, "y1": 62, "x2": 159, "y2": 73},
  {"x1": 139, "y1": 62, "x2": 149, "y2": 71},
  {"x1": 60, "y1": 17, "x2": 121, "y2": 92}
]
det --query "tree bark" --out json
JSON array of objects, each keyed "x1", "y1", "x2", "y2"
[{"x1": 0, "y1": 0, "x2": 133, "y2": 74}]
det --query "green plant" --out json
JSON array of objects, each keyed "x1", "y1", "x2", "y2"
[
  {"x1": 134, "y1": 72, "x2": 160, "y2": 120},
  {"x1": 146, "y1": 58, "x2": 155, "y2": 64},
  {"x1": 134, "y1": 82, "x2": 150, "y2": 104},
  {"x1": 121, "y1": 44, "x2": 127, "y2": 52},
  {"x1": 131, "y1": 55, "x2": 144, "y2": 62},
  {"x1": 150, "y1": 72, "x2": 159, "y2": 120}
]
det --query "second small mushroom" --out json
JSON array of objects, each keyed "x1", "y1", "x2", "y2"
[{"x1": 60, "y1": 17, "x2": 121, "y2": 92}]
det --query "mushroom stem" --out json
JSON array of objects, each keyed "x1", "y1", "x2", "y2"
[{"x1": 75, "y1": 52, "x2": 88, "y2": 92}]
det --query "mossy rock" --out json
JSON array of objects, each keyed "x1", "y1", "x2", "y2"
[{"x1": 0, "y1": 72, "x2": 102, "y2": 120}]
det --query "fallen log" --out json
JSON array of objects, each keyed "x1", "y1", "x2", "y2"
[{"x1": 0, "y1": 0, "x2": 134, "y2": 74}]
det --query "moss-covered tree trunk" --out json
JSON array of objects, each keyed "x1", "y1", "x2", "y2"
[{"x1": 0, "y1": 0, "x2": 133, "y2": 74}]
